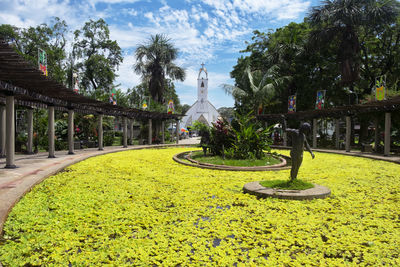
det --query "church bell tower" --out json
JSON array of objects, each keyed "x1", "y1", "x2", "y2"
[{"x1": 197, "y1": 63, "x2": 208, "y2": 112}]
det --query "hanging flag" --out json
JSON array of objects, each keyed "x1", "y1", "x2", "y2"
[
  {"x1": 73, "y1": 73, "x2": 79, "y2": 93},
  {"x1": 167, "y1": 100, "x2": 174, "y2": 114},
  {"x1": 288, "y1": 95, "x2": 296, "y2": 113},
  {"x1": 38, "y1": 48, "x2": 48, "y2": 76},
  {"x1": 375, "y1": 76, "x2": 386, "y2": 101},
  {"x1": 142, "y1": 99, "x2": 148, "y2": 110},
  {"x1": 315, "y1": 90, "x2": 326, "y2": 110},
  {"x1": 110, "y1": 88, "x2": 117, "y2": 105},
  {"x1": 257, "y1": 103, "x2": 263, "y2": 115}
]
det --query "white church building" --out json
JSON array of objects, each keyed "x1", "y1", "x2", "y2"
[{"x1": 181, "y1": 64, "x2": 220, "y2": 128}]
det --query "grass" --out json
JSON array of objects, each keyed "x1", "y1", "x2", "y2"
[
  {"x1": 260, "y1": 179, "x2": 314, "y2": 190},
  {"x1": 190, "y1": 151, "x2": 281, "y2": 167}
]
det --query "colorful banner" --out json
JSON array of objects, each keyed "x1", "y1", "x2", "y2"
[
  {"x1": 142, "y1": 99, "x2": 148, "y2": 110},
  {"x1": 109, "y1": 88, "x2": 117, "y2": 105},
  {"x1": 375, "y1": 76, "x2": 386, "y2": 101},
  {"x1": 38, "y1": 48, "x2": 47, "y2": 76},
  {"x1": 167, "y1": 99, "x2": 174, "y2": 114},
  {"x1": 73, "y1": 73, "x2": 79, "y2": 93},
  {"x1": 315, "y1": 90, "x2": 326, "y2": 110},
  {"x1": 288, "y1": 95, "x2": 296, "y2": 113}
]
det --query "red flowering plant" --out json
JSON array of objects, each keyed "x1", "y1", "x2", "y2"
[{"x1": 209, "y1": 118, "x2": 235, "y2": 156}]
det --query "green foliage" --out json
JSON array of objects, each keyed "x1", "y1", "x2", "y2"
[
  {"x1": 260, "y1": 179, "x2": 314, "y2": 190},
  {"x1": 192, "y1": 121, "x2": 210, "y2": 134},
  {"x1": 73, "y1": 19, "x2": 123, "y2": 96},
  {"x1": 103, "y1": 131, "x2": 115, "y2": 146},
  {"x1": 225, "y1": 112, "x2": 272, "y2": 160},
  {"x1": 134, "y1": 34, "x2": 186, "y2": 104},
  {"x1": 1, "y1": 148, "x2": 400, "y2": 265}
]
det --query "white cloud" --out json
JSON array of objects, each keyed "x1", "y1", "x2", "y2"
[{"x1": 115, "y1": 54, "x2": 141, "y2": 91}]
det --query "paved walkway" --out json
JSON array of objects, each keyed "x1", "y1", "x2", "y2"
[{"x1": 1, "y1": 137, "x2": 398, "y2": 235}]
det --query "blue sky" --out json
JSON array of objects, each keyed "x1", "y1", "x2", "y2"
[{"x1": 0, "y1": 0, "x2": 319, "y2": 108}]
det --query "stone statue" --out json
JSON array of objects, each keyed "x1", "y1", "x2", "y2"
[{"x1": 282, "y1": 118, "x2": 315, "y2": 181}]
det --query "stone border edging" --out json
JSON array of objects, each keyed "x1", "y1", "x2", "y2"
[
  {"x1": 243, "y1": 181, "x2": 331, "y2": 200},
  {"x1": 0, "y1": 143, "x2": 194, "y2": 236},
  {"x1": 173, "y1": 151, "x2": 291, "y2": 171}
]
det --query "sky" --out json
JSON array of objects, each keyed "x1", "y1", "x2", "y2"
[{"x1": 0, "y1": 0, "x2": 319, "y2": 108}]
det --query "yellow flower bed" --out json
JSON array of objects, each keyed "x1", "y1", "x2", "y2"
[{"x1": 1, "y1": 148, "x2": 399, "y2": 266}]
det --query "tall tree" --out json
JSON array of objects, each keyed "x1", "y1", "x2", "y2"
[
  {"x1": 73, "y1": 19, "x2": 123, "y2": 98},
  {"x1": 222, "y1": 66, "x2": 286, "y2": 115},
  {"x1": 134, "y1": 34, "x2": 186, "y2": 104},
  {"x1": 308, "y1": 0, "x2": 400, "y2": 90}
]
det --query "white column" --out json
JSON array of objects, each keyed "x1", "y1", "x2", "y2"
[
  {"x1": 98, "y1": 114, "x2": 103, "y2": 150},
  {"x1": 48, "y1": 105, "x2": 55, "y2": 158},
  {"x1": 335, "y1": 118, "x2": 340, "y2": 149},
  {"x1": 161, "y1": 120, "x2": 165, "y2": 144},
  {"x1": 0, "y1": 105, "x2": 6, "y2": 157},
  {"x1": 5, "y1": 95, "x2": 16, "y2": 168},
  {"x1": 148, "y1": 119, "x2": 152, "y2": 145},
  {"x1": 384, "y1": 112, "x2": 391, "y2": 156},
  {"x1": 176, "y1": 120, "x2": 180, "y2": 144},
  {"x1": 68, "y1": 109, "x2": 74, "y2": 154},
  {"x1": 345, "y1": 116, "x2": 351, "y2": 152},
  {"x1": 312, "y1": 118, "x2": 317, "y2": 148},
  {"x1": 123, "y1": 117, "x2": 128, "y2": 148},
  {"x1": 27, "y1": 109, "x2": 34, "y2": 154}
]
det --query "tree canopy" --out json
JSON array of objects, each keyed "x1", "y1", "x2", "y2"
[{"x1": 134, "y1": 34, "x2": 186, "y2": 104}]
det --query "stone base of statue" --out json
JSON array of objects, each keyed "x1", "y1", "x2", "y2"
[{"x1": 243, "y1": 181, "x2": 331, "y2": 200}]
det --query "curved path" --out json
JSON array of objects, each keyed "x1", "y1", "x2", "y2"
[{"x1": 0, "y1": 139, "x2": 398, "y2": 234}]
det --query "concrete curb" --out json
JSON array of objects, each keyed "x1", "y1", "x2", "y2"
[
  {"x1": 243, "y1": 181, "x2": 331, "y2": 200},
  {"x1": 173, "y1": 151, "x2": 291, "y2": 171}
]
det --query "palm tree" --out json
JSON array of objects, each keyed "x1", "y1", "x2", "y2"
[
  {"x1": 134, "y1": 34, "x2": 186, "y2": 103},
  {"x1": 221, "y1": 66, "x2": 288, "y2": 115},
  {"x1": 308, "y1": 0, "x2": 400, "y2": 88}
]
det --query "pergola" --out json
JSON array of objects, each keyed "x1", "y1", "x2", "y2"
[
  {"x1": 257, "y1": 96, "x2": 400, "y2": 156},
  {"x1": 0, "y1": 39, "x2": 183, "y2": 168}
]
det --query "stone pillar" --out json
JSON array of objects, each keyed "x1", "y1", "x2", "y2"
[
  {"x1": 129, "y1": 119, "x2": 134, "y2": 145},
  {"x1": 283, "y1": 119, "x2": 287, "y2": 147},
  {"x1": 345, "y1": 116, "x2": 351, "y2": 152},
  {"x1": 384, "y1": 112, "x2": 391, "y2": 156},
  {"x1": 0, "y1": 105, "x2": 6, "y2": 158},
  {"x1": 5, "y1": 95, "x2": 16, "y2": 168},
  {"x1": 161, "y1": 120, "x2": 165, "y2": 144},
  {"x1": 312, "y1": 118, "x2": 317, "y2": 148},
  {"x1": 374, "y1": 117, "x2": 379, "y2": 152},
  {"x1": 176, "y1": 120, "x2": 180, "y2": 144},
  {"x1": 123, "y1": 117, "x2": 128, "y2": 148},
  {"x1": 98, "y1": 114, "x2": 103, "y2": 150},
  {"x1": 27, "y1": 108, "x2": 34, "y2": 154},
  {"x1": 48, "y1": 105, "x2": 55, "y2": 158},
  {"x1": 148, "y1": 119, "x2": 152, "y2": 145},
  {"x1": 68, "y1": 109, "x2": 74, "y2": 154},
  {"x1": 335, "y1": 118, "x2": 340, "y2": 149}
]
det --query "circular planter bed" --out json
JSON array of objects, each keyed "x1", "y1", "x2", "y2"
[
  {"x1": 243, "y1": 181, "x2": 331, "y2": 200},
  {"x1": 173, "y1": 150, "x2": 291, "y2": 171}
]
